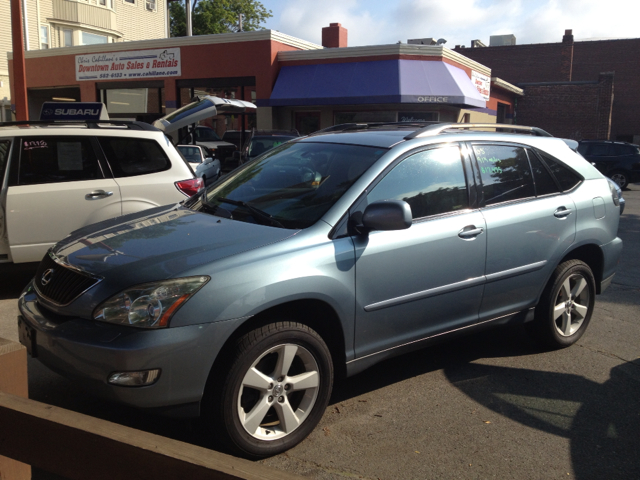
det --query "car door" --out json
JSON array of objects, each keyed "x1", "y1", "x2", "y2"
[
  {"x1": 5, "y1": 136, "x2": 122, "y2": 263},
  {"x1": 97, "y1": 136, "x2": 185, "y2": 215},
  {"x1": 469, "y1": 143, "x2": 577, "y2": 321},
  {"x1": 353, "y1": 144, "x2": 486, "y2": 358}
]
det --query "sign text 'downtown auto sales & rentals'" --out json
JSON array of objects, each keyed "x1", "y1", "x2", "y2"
[{"x1": 75, "y1": 48, "x2": 181, "y2": 81}]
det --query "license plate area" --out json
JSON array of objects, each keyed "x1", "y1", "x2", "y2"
[{"x1": 17, "y1": 315, "x2": 38, "y2": 358}]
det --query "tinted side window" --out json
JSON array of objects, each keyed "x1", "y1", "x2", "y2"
[
  {"x1": 19, "y1": 137, "x2": 102, "y2": 185},
  {"x1": 614, "y1": 144, "x2": 635, "y2": 156},
  {"x1": 368, "y1": 146, "x2": 469, "y2": 219},
  {"x1": 537, "y1": 151, "x2": 582, "y2": 191},
  {"x1": 528, "y1": 152, "x2": 560, "y2": 196},
  {"x1": 472, "y1": 144, "x2": 534, "y2": 205},
  {"x1": 98, "y1": 137, "x2": 170, "y2": 177},
  {"x1": 587, "y1": 143, "x2": 612, "y2": 156}
]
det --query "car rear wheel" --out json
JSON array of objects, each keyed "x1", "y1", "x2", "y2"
[
  {"x1": 525, "y1": 260, "x2": 596, "y2": 349},
  {"x1": 526, "y1": 260, "x2": 595, "y2": 349},
  {"x1": 205, "y1": 321, "x2": 333, "y2": 459},
  {"x1": 610, "y1": 171, "x2": 629, "y2": 190}
]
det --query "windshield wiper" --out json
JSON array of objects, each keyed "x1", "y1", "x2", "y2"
[
  {"x1": 215, "y1": 197, "x2": 285, "y2": 228},
  {"x1": 200, "y1": 191, "x2": 233, "y2": 219}
]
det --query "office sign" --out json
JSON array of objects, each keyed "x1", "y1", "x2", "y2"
[{"x1": 76, "y1": 48, "x2": 181, "y2": 81}]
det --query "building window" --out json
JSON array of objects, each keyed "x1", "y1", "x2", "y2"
[
  {"x1": 124, "y1": 0, "x2": 135, "y2": 4},
  {"x1": 145, "y1": 0, "x2": 156, "y2": 10},
  {"x1": 63, "y1": 29, "x2": 73, "y2": 47},
  {"x1": 82, "y1": 32, "x2": 108, "y2": 45},
  {"x1": 99, "y1": 0, "x2": 106, "y2": 4},
  {"x1": 40, "y1": 25, "x2": 49, "y2": 49}
]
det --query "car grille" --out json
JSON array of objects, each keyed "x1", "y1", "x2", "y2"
[{"x1": 34, "y1": 254, "x2": 101, "y2": 306}]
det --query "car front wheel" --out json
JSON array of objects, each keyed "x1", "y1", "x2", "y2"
[
  {"x1": 527, "y1": 260, "x2": 595, "y2": 349},
  {"x1": 205, "y1": 322, "x2": 333, "y2": 458}
]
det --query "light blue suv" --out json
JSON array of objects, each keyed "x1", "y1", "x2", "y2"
[{"x1": 18, "y1": 122, "x2": 623, "y2": 458}]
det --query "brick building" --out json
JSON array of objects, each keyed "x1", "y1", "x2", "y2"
[
  {"x1": 9, "y1": 24, "x2": 522, "y2": 134},
  {"x1": 454, "y1": 30, "x2": 640, "y2": 142}
]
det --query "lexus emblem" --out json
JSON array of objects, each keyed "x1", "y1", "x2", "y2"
[{"x1": 41, "y1": 268, "x2": 55, "y2": 286}]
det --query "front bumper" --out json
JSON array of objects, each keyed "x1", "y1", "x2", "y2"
[{"x1": 18, "y1": 284, "x2": 240, "y2": 416}]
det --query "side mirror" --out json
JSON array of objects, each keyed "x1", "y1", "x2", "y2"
[
  {"x1": 357, "y1": 200, "x2": 412, "y2": 233},
  {"x1": 204, "y1": 157, "x2": 214, "y2": 164}
]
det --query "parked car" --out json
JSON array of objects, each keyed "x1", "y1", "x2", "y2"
[
  {"x1": 18, "y1": 122, "x2": 622, "y2": 459},
  {"x1": 243, "y1": 130, "x2": 299, "y2": 161},
  {"x1": 577, "y1": 140, "x2": 640, "y2": 189},
  {"x1": 177, "y1": 145, "x2": 221, "y2": 186},
  {"x1": 0, "y1": 120, "x2": 201, "y2": 265},
  {"x1": 221, "y1": 130, "x2": 251, "y2": 150}
]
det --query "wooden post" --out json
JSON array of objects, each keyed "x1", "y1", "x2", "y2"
[{"x1": 0, "y1": 338, "x2": 31, "y2": 480}]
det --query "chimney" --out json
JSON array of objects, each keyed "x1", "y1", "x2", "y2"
[
  {"x1": 563, "y1": 29, "x2": 574, "y2": 44},
  {"x1": 561, "y1": 29, "x2": 574, "y2": 81},
  {"x1": 322, "y1": 23, "x2": 347, "y2": 48}
]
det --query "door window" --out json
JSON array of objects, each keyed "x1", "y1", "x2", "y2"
[
  {"x1": 587, "y1": 143, "x2": 612, "y2": 156},
  {"x1": 527, "y1": 152, "x2": 560, "y2": 197},
  {"x1": 472, "y1": 144, "x2": 534, "y2": 205},
  {"x1": 368, "y1": 145, "x2": 469, "y2": 220},
  {"x1": 18, "y1": 137, "x2": 102, "y2": 185},
  {"x1": 98, "y1": 137, "x2": 171, "y2": 177}
]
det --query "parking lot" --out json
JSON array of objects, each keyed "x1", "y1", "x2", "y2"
[{"x1": 1, "y1": 185, "x2": 639, "y2": 480}]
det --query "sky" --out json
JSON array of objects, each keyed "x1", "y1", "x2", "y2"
[{"x1": 257, "y1": 0, "x2": 640, "y2": 48}]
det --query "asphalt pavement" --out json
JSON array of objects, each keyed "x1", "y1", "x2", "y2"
[{"x1": 1, "y1": 185, "x2": 639, "y2": 480}]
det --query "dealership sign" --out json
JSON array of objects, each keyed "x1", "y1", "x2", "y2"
[
  {"x1": 471, "y1": 70, "x2": 491, "y2": 101},
  {"x1": 76, "y1": 48, "x2": 181, "y2": 81}
]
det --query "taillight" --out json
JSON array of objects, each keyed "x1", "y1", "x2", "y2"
[{"x1": 175, "y1": 178, "x2": 203, "y2": 197}]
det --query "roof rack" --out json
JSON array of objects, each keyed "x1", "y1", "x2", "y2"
[
  {"x1": 311, "y1": 121, "x2": 441, "y2": 135},
  {"x1": 0, "y1": 120, "x2": 160, "y2": 131},
  {"x1": 404, "y1": 123, "x2": 553, "y2": 140}
]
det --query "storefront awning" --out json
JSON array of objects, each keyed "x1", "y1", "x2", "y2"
[{"x1": 267, "y1": 59, "x2": 486, "y2": 108}]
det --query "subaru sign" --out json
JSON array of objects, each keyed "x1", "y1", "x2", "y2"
[{"x1": 40, "y1": 102, "x2": 110, "y2": 121}]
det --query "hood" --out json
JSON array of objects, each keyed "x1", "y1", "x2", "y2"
[
  {"x1": 52, "y1": 204, "x2": 298, "y2": 281},
  {"x1": 153, "y1": 96, "x2": 256, "y2": 134}
]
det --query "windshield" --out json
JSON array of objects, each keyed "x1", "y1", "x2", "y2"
[
  {"x1": 196, "y1": 127, "x2": 221, "y2": 141},
  {"x1": 188, "y1": 141, "x2": 387, "y2": 229},
  {"x1": 248, "y1": 136, "x2": 296, "y2": 157}
]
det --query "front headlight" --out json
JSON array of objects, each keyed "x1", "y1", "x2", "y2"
[{"x1": 93, "y1": 276, "x2": 209, "y2": 328}]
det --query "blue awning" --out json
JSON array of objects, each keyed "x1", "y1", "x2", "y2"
[{"x1": 267, "y1": 59, "x2": 486, "y2": 108}]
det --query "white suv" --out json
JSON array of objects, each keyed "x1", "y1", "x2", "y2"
[{"x1": 0, "y1": 120, "x2": 200, "y2": 264}]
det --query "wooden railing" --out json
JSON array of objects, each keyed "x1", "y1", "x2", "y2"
[{"x1": 0, "y1": 338, "x2": 303, "y2": 480}]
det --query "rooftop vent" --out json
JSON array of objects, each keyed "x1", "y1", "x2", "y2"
[{"x1": 489, "y1": 34, "x2": 516, "y2": 46}]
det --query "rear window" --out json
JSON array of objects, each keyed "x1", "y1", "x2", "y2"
[
  {"x1": 536, "y1": 151, "x2": 582, "y2": 191},
  {"x1": 98, "y1": 137, "x2": 171, "y2": 177}
]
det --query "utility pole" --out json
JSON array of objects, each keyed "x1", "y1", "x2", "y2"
[
  {"x1": 185, "y1": 0, "x2": 192, "y2": 36},
  {"x1": 10, "y1": 0, "x2": 28, "y2": 120},
  {"x1": 238, "y1": 13, "x2": 243, "y2": 32}
]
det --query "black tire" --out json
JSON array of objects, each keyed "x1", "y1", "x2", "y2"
[
  {"x1": 205, "y1": 321, "x2": 333, "y2": 459},
  {"x1": 609, "y1": 170, "x2": 629, "y2": 190},
  {"x1": 526, "y1": 260, "x2": 596, "y2": 349}
]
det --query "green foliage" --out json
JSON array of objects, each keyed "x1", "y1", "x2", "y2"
[{"x1": 169, "y1": 0, "x2": 272, "y2": 37}]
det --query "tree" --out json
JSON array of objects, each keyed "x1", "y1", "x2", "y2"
[{"x1": 169, "y1": 0, "x2": 272, "y2": 37}]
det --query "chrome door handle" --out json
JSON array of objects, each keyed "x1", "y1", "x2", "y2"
[
  {"x1": 86, "y1": 190, "x2": 113, "y2": 199},
  {"x1": 554, "y1": 207, "x2": 572, "y2": 218},
  {"x1": 458, "y1": 225, "x2": 484, "y2": 239}
]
